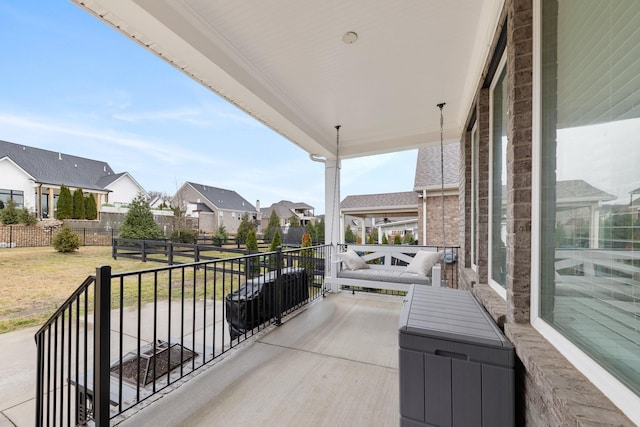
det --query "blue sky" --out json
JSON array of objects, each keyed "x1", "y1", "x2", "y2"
[{"x1": 0, "y1": 2, "x2": 418, "y2": 214}]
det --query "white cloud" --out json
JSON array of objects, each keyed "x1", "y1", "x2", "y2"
[{"x1": 0, "y1": 111, "x2": 223, "y2": 167}]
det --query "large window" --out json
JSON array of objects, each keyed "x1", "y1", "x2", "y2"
[
  {"x1": 540, "y1": 0, "x2": 640, "y2": 397},
  {"x1": 490, "y1": 59, "x2": 508, "y2": 293},
  {"x1": 0, "y1": 189, "x2": 24, "y2": 209}
]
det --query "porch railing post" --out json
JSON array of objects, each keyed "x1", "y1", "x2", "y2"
[
  {"x1": 94, "y1": 265, "x2": 111, "y2": 426},
  {"x1": 275, "y1": 246, "x2": 283, "y2": 326}
]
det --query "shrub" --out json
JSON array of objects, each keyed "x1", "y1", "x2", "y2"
[
  {"x1": 300, "y1": 231, "x2": 315, "y2": 271},
  {"x1": 246, "y1": 229, "x2": 258, "y2": 251},
  {"x1": 52, "y1": 226, "x2": 81, "y2": 252},
  {"x1": 56, "y1": 185, "x2": 73, "y2": 220},
  {"x1": 264, "y1": 211, "x2": 280, "y2": 243},
  {"x1": 393, "y1": 234, "x2": 402, "y2": 245},
  {"x1": 214, "y1": 224, "x2": 228, "y2": 245},
  {"x1": 0, "y1": 199, "x2": 20, "y2": 224},
  {"x1": 268, "y1": 228, "x2": 282, "y2": 270},
  {"x1": 119, "y1": 193, "x2": 164, "y2": 239},
  {"x1": 245, "y1": 229, "x2": 261, "y2": 277},
  {"x1": 236, "y1": 213, "x2": 254, "y2": 244},
  {"x1": 72, "y1": 188, "x2": 85, "y2": 219},
  {"x1": 344, "y1": 225, "x2": 356, "y2": 243},
  {"x1": 84, "y1": 194, "x2": 97, "y2": 220},
  {"x1": 402, "y1": 232, "x2": 415, "y2": 244},
  {"x1": 270, "y1": 228, "x2": 282, "y2": 251},
  {"x1": 171, "y1": 227, "x2": 199, "y2": 243},
  {"x1": 19, "y1": 208, "x2": 38, "y2": 225}
]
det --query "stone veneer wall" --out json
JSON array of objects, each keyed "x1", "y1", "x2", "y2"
[{"x1": 458, "y1": 0, "x2": 634, "y2": 424}]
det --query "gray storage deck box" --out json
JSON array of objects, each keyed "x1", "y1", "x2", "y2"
[{"x1": 399, "y1": 285, "x2": 514, "y2": 427}]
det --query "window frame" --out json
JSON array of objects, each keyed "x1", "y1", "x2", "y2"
[
  {"x1": 471, "y1": 121, "x2": 479, "y2": 272},
  {"x1": 488, "y1": 53, "x2": 508, "y2": 299},
  {"x1": 530, "y1": 0, "x2": 640, "y2": 421}
]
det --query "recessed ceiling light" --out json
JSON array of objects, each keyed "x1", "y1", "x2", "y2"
[{"x1": 342, "y1": 31, "x2": 358, "y2": 44}]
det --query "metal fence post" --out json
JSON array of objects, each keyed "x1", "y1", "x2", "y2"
[
  {"x1": 275, "y1": 246, "x2": 283, "y2": 326},
  {"x1": 94, "y1": 265, "x2": 111, "y2": 426}
]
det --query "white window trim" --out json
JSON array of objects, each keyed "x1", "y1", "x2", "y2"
[
  {"x1": 471, "y1": 121, "x2": 479, "y2": 272},
  {"x1": 488, "y1": 54, "x2": 507, "y2": 300},
  {"x1": 530, "y1": 0, "x2": 640, "y2": 422}
]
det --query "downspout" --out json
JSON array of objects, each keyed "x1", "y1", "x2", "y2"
[{"x1": 309, "y1": 154, "x2": 326, "y2": 163}]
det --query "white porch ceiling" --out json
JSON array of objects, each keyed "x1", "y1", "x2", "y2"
[{"x1": 72, "y1": 0, "x2": 503, "y2": 160}]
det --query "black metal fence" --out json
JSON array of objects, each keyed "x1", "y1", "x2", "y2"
[
  {"x1": 34, "y1": 245, "x2": 330, "y2": 426},
  {"x1": 0, "y1": 225, "x2": 117, "y2": 248}
]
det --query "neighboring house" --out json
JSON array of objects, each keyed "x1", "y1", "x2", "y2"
[
  {"x1": 260, "y1": 200, "x2": 316, "y2": 230},
  {"x1": 0, "y1": 140, "x2": 147, "y2": 219},
  {"x1": 413, "y1": 143, "x2": 460, "y2": 247},
  {"x1": 340, "y1": 191, "x2": 419, "y2": 243},
  {"x1": 173, "y1": 182, "x2": 257, "y2": 234},
  {"x1": 339, "y1": 144, "x2": 459, "y2": 246},
  {"x1": 554, "y1": 180, "x2": 616, "y2": 249},
  {"x1": 148, "y1": 193, "x2": 172, "y2": 209}
]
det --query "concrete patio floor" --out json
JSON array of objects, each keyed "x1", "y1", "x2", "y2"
[{"x1": 116, "y1": 291, "x2": 405, "y2": 427}]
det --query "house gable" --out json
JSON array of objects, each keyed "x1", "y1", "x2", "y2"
[
  {"x1": 0, "y1": 157, "x2": 36, "y2": 210},
  {"x1": 98, "y1": 172, "x2": 148, "y2": 205}
]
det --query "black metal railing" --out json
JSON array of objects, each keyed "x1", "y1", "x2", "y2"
[{"x1": 34, "y1": 245, "x2": 330, "y2": 426}]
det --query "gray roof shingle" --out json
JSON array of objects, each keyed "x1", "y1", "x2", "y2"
[
  {"x1": 556, "y1": 180, "x2": 616, "y2": 203},
  {"x1": 186, "y1": 182, "x2": 256, "y2": 212},
  {"x1": 341, "y1": 191, "x2": 418, "y2": 210},
  {"x1": 0, "y1": 140, "x2": 117, "y2": 191},
  {"x1": 414, "y1": 143, "x2": 460, "y2": 189}
]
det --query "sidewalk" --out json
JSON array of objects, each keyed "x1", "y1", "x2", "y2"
[{"x1": 0, "y1": 326, "x2": 38, "y2": 427}]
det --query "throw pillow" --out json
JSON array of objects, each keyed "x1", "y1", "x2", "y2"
[
  {"x1": 338, "y1": 249, "x2": 368, "y2": 270},
  {"x1": 406, "y1": 250, "x2": 442, "y2": 276}
]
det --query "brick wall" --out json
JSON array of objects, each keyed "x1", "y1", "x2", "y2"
[
  {"x1": 506, "y1": 0, "x2": 533, "y2": 325},
  {"x1": 458, "y1": 0, "x2": 634, "y2": 424},
  {"x1": 417, "y1": 194, "x2": 459, "y2": 246}
]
